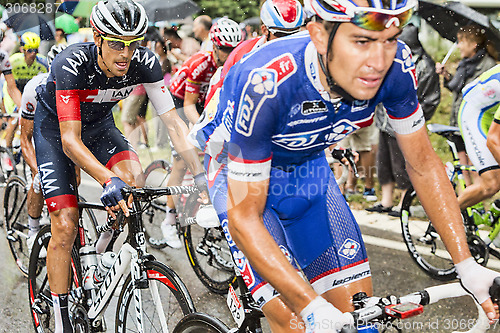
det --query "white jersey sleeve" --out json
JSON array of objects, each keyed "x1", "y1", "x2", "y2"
[
  {"x1": 143, "y1": 80, "x2": 175, "y2": 115},
  {"x1": 0, "y1": 49, "x2": 12, "y2": 74},
  {"x1": 21, "y1": 73, "x2": 49, "y2": 120}
]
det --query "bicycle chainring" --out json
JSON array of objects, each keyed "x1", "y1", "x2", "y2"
[
  {"x1": 467, "y1": 234, "x2": 489, "y2": 266},
  {"x1": 72, "y1": 304, "x2": 91, "y2": 333}
]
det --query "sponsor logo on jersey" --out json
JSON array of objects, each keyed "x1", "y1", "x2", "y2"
[
  {"x1": 331, "y1": 269, "x2": 370, "y2": 287},
  {"x1": 220, "y1": 218, "x2": 235, "y2": 247},
  {"x1": 233, "y1": 250, "x2": 255, "y2": 288},
  {"x1": 279, "y1": 245, "x2": 293, "y2": 264},
  {"x1": 60, "y1": 95, "x2": 70, "y2": 104},
  {"x1": 236, "y1": 53, "x2": 297, "y2": 137},
  {"x1": 351, "y1": 100, "x2": 369, "y2": 112},
  {"x1": 62, "y1": 50, "x2": 88, "y2": 76},
  {"x1": 287, "y1": 115, "x2": 328, "y2": 127},
  {"x1": 395, "y1": 44, "x2": 417, "y2": 89},
  {"x1": 338, "y1": 238, "x2": 360, "y2": 260},
  {"x1": 483, "y1": 87, "x2": 497, "y2": 99},
  {"x1": 26, "y1": 102, "x2": 35, "y2": 112},
  {"x1": 83, "y1": 86, "x2": 135, "y2": 103},
  {"x1": 301, "y1": 100, "x2": 328, "y2": 115},
  {"x1": 39, "y1": 162, "x2": 59, "y2": 195},
  {"x1": 131, "y1": 49, "x2": 156, "y2": 69},
  {"x1": 324, "y1": 119, "x2": 358, "y2": 143}
]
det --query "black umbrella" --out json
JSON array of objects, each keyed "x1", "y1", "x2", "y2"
[
  {"x1": 418, "y1": 0, "x2": 500, "y2": 53},
  {"x1": 4, "y1": 12, "x2": 55, "y2": 40},
  {"x1": 136, "y1": 0, "x2": 200, "y2": 23}
]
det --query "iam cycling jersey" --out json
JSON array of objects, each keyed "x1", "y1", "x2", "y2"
[
  {"x1": 3, "y1": 52, "x2": 48, "y2": 113},
  {"x1": 189, "y1": 31, "x2": 423, "y2": 306},
  {"x1": 34, "y1": 42, "x2": 174, "y2": 211},
  {"x1": 459, "y1": 64, "x2": 500, "y2": 174},
  {"x1": 169, "y1": 50, "x2": 217, "y2": 104}
]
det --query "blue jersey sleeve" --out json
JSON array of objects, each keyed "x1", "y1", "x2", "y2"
[
  {"x1": 380, "y1": 42, "x2": 424, "y2": 134},
  {"x1": 226, "y1": 64, "x2": 280, "y2": 182}
]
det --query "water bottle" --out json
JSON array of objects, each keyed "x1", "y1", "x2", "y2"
[
  {"x1": 93, "y1": 251, "x2": 116, "y2": 285},
  {"x1": 80, "y1": 245, "x2": 98, "y2": 290}
]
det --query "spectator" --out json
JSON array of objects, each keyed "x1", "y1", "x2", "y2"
[
  {"x1": 193, "y1": 15, "x2": 212, "y2": 51},
  {"x1": 436, "y1": 24, "x2": 497, "y2": 185},
  {"x1": 367, "y1": 23, "x2": 441, "y2": 215},
  {"x1": 55, "y1": 28, "x2": 67, "y2": 45},
  {"x1": 164, "y1": 27, "x2": 189, "y2": 65}
]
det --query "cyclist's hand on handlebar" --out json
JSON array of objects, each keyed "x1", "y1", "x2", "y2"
[
  {"x1": 101, "y1": 177, "x2": 130, "y2": 219},
  {"x1": 300, "y1": 296, "x2": 354, "y2": 332},
  {"x1": 194, "y1": 172, "x2": 210, "y2": 205},
  {"x1": 456, "y1": 257, "x2": 500, "y2": 323}
]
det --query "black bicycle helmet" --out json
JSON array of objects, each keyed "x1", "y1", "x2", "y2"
[{"x1": 90, "y1": 0, "x2": 148, "y2": 37}]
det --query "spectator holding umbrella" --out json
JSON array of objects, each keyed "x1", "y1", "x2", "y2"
[{"x1": 435, "y1": 24, "x2": 498, "y2": 185}]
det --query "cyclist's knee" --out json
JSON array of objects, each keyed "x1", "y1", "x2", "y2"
[
  {"x1": 262, "y1": 297, "x2": 304, "y2": 332},
  {"x1": 50, "y1": 210, "x2": 78, "y2": 247}
]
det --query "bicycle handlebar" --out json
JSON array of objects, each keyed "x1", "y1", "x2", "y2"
[
  {"x1": 341, "y1": 278, "x2": 500, "y2": 333},
  {"x1": 331, "y1": 148, "x2": 359, "y2": 178}
]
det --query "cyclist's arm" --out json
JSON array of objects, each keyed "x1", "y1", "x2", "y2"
[
  {"x1": 183, "y1": 91, "x2": 201, "y2": 124},
  {"x1": 4, "y1": 73, "x2": 22, "y2": 108},
  {"x1": 227, "y1": 177, "x2": 317, "y2": 314},
  {"x1": 19, "y1": 117, "x2": 37, "y2": 174},
  {"x1": 396, "y1": 126, "x2": 499, "y2": 319},
  {"x1": 487, "y1": 120, "x2": 500, "y2": 165}
]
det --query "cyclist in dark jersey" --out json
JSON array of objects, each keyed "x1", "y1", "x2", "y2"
[
  {"x1": 190, "y1": 0, "x2": 500, "y2": 331},
  {"x1": 33, "y1": 1, "x2": 205, "y2": 331}
]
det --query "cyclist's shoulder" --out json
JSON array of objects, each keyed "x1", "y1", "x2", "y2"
[
  {"x1": 462, "y1": 64, "x2": 500, "y2": 100},
  {"x1": 130, "y1": 45, "x2": 159, "y2": 72},
  {"x1": 8, "y1": 52, "x2": 24, "y2": 64},
  {"x1": 51, "y1": 42, "x2": 95, "y2": 75}
]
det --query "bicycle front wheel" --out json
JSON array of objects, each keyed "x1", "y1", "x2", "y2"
[
  {"x1": 173, "y1": 312, "x2": 230, "y2": 333},
  {"x1": 28, "y1": 225, "x2": 83, "y2": 332},
  {"x1": 115, "y1": 260, "x2": 195, "y2": 333},
  {"x1": 183, "y1": 194, "x2": 235, "y2": 294},
  {"x1": 4, "y1": 175, "x2": 30, "y2": 276},
  {"x1": 400, "y1": 187, "x2": 457, "y2": 280}
]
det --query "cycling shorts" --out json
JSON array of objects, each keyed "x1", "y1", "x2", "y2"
[
  {"x1": 33, "y1": 104, "x2": 139, "y2": 212},
  {"x1": 459, "y1": 103, "x2": 500, "y2": 174},
  {"x1": 207, "y1": 154, "x2": 371, "y2": 308}
]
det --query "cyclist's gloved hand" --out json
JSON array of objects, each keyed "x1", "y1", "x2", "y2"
[
  {"x1": 456, "y1": 257, "x2": 500, "y2": 320},
  {"x1": 300, "y1": 296, "x2": 354, "y2": 333},
  {"x1": 101, "y1": 177, "x2": 128, "y2": 208}
]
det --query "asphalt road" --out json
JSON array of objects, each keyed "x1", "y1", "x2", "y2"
[{"x1": 0, "y1": 173, "x2": 498, "y2": 332}]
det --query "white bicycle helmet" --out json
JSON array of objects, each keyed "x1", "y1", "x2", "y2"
[
  {"x1": 47, "y1": 44, "x2": 68, "y2": 66},
  {"x1": 90, "y1": 0, "x2": 148, "y2": 37},
  {"x1": 210, "y1": 18, "x2": 242, "y2": 48},
  {"x1": 260, "y1": 0, "x2": 305, "y2": 33}
]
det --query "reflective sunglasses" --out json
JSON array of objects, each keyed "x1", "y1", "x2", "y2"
[
  {"x1": 101, "y1": 35, "x2": 144, "y2": 51},
  {"x1": 350, "y1": 6, "x2": 414, "y2": 31},
  {"x1": 26, "y1": 48, "x2": 38, "y2": 53}
]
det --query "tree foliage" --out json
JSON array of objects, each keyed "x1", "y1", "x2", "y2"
[{"x1": 193, "y1": 0, "x2": 260, "y2": 22}]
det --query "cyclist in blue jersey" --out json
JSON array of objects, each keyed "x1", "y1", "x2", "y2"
[
  {"x1": 189, "y1": 0, "x2": 500, "y2": 331},
  {"x1": 33, "y1": 1, "x2": 206, "y2": 332}
]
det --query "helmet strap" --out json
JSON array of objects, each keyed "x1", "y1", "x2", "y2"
[
  {"x1": 317, "y1": 22, "x2": 355, "y2": 103},
  {"x1": 97, "y1": 36, "x2": 113, "y2": 75}
]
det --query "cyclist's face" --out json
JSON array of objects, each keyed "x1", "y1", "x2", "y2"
[
  {"x1": 23, "y1": 47, "x2": 37, "y2": 65},
  {"x1": 95, "y1": 33, "x2": 138, "y2": 77},
  {"x1": 309, "y1": 22, "x2": 400, "y2": 101},
  {"x1": 213, "y1": 46, "x2": 233, "y2": 67}
]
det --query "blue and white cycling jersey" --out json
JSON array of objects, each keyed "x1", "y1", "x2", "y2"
[{"x1": 189, "y1": 31, "x2": 423, "y2": 181}]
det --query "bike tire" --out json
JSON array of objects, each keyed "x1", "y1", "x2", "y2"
[
  {"x1": 142, "y1": 159, "x2": 172, "y2": 249},
  {"x1": 4, "y1": 175, "x2": 30, "y2": 276},
  {"x1": 173, "y1": 312, "x2": 231, "y2": 333},
  {"x1": 400, "y1": 187, "x2": 457, "y2": 281},
  {"x1": 115, "y1": 260, "x2": 195, "y2": 333},
  {"x1": 183, "y1": 194, "x2": 235, "y2": 294},
  {"x1": 28, "y1": 225, "x2": 83, "y2": 333},
  {"x1": 0, "y1": 146, "x2": 17, "y2": 185}
]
